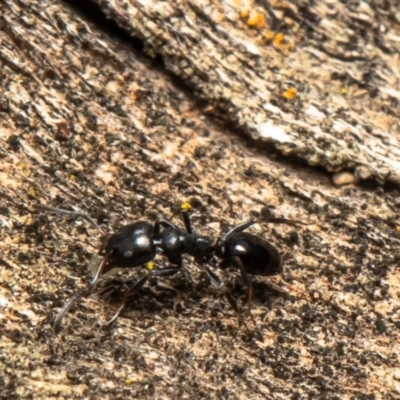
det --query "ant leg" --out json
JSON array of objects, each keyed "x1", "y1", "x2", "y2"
[
  {"x1": 36, "y1": 205, "x2": 104, "y2": 234},
  {"x1": 106, "y1": 273, "x2": 150, "y2": 325},
  {"x1": 53, "y1": 287, "x2": 90, "y2": 335},
  {"x1": 53, "y1": 254, "x2": 112, "y2": 335},
  {"x1": 106, "y1": 262, "x2": 183, "y2": 325},
  {"x1": 205, "y1": 267, "x2": 248, "y2": 331},
  {"x1": 220, "y1": 217, "x2": 310, "y2": 242},
  {"x1": 153, "y1": 218, "x2": 178, "y2": 235},
  {"x1": 154, "y1": 203, "x2": 194, "y2": 235},
  {"x1": 181, "y1": 209, "x2": 193, "y2": 234},
  {"x1": 235, "y1": 257, "x2": 256, "y2": 326}
]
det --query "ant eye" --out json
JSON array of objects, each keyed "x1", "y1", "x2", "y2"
[{"x1": 124, "y1": 251, "x2": 133, "y2": 257}]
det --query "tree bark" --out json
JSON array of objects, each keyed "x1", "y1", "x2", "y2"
[
  {"x1": 0, "y1": 0, "x2": 399, "y2": 399},
  {"x1": 102, "y1": 0, "x2": 400, "y2": 185}
]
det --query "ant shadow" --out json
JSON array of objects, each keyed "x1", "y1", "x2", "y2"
[{"x1": 90, "y1": 269, "x2": 289, "y2": 321}]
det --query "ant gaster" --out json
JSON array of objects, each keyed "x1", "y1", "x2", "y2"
[{"x1": 52, "y1": 203, "x2": 307, "y2": 334}]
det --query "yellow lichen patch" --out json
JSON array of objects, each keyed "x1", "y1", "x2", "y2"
[
  {"x1": 181, "y1": 201, "x2": 192, "y2": 211},
  {"x1": 246, "y1": 12, "x2": 265, "y2": 29},
  {"x1": 27, "y1": 186, "x2": 36, "y2": 197},
  {"x1": 145, "y1": 261, "x2": 155, "y2": 271},
  {"x1": 11, "y1": 74, "x2": 23, "y2": 82},
  {"x1": 18, "y1": 162, "x2": 31, "y2": 177},
  {"x1": 340, "y1": 87, "x2": 347, "y2": 95},
  {"x1": 282, "y1": 87, "x2": 297, "y2": 100},
  {"x1": 271, "y1": 32, "x2": 293, "y2": 55}
]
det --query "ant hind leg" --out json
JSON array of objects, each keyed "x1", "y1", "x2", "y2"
[
  {"x1": 235, "y1": 257, "x2": 256, "y2": 326},
  {"x1": 205, "y1": 267, "x2": 249, "y2": 332}
]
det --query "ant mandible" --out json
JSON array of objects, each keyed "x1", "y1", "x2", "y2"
[{"x1": 50, "y1": 203, "x2": 307, "y2": 334}]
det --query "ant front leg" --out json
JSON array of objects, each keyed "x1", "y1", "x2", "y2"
[
  {"x1": 106, "y1": 259, "x2": 183, "y2": 325},
  {"x1": 36, "y1": 205, "x2": 105, "y2": 235},
  {"x1": 53, "y1": 253, "x2": 112, "y2": 334},
  {"x1": 53, "y1": 287, "x2": 90, "y2": 335}
]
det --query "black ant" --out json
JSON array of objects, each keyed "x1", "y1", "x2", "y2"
[{"x1": 47, "y1": 203, "x2": 307, "y2": 334}]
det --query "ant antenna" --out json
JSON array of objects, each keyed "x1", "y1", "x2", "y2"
[{"x1": 36, "y1": 205, "x2": 105, "y2": 235}]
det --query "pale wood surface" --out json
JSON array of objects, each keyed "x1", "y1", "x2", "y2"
[{"x1": 0, "y1": 1, "x2": 399, "y2": 399}]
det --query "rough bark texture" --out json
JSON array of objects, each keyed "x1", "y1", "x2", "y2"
[
  {"x1": 101, "y1": 0, "x2": 400, "y2": 185},
  {"x1": 0, "y1": 0, "x2": 399, "y2": 399}
]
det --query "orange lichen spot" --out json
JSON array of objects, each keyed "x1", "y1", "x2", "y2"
[
  {"x1": 272, "y1": 32, "x2": 284, "y2": 47},
  {"x1": 240, "y1": 9, "x2": 249, "y2": 19},
  {"x1": 256, "y1": 13, "x2": 266, "y2": 29},
  {"x1": 340, "y1": 87, "x2": 347, "y2": 95},
  {"x1": 247, "y1": 12, "x2": 265, "y2": 29},
  {"x1": 246, "y1": 13, "x2": 257, "y2": 26},
  {"x1": 282, "y1": 87, "x2": 297, "y2": 100}
]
